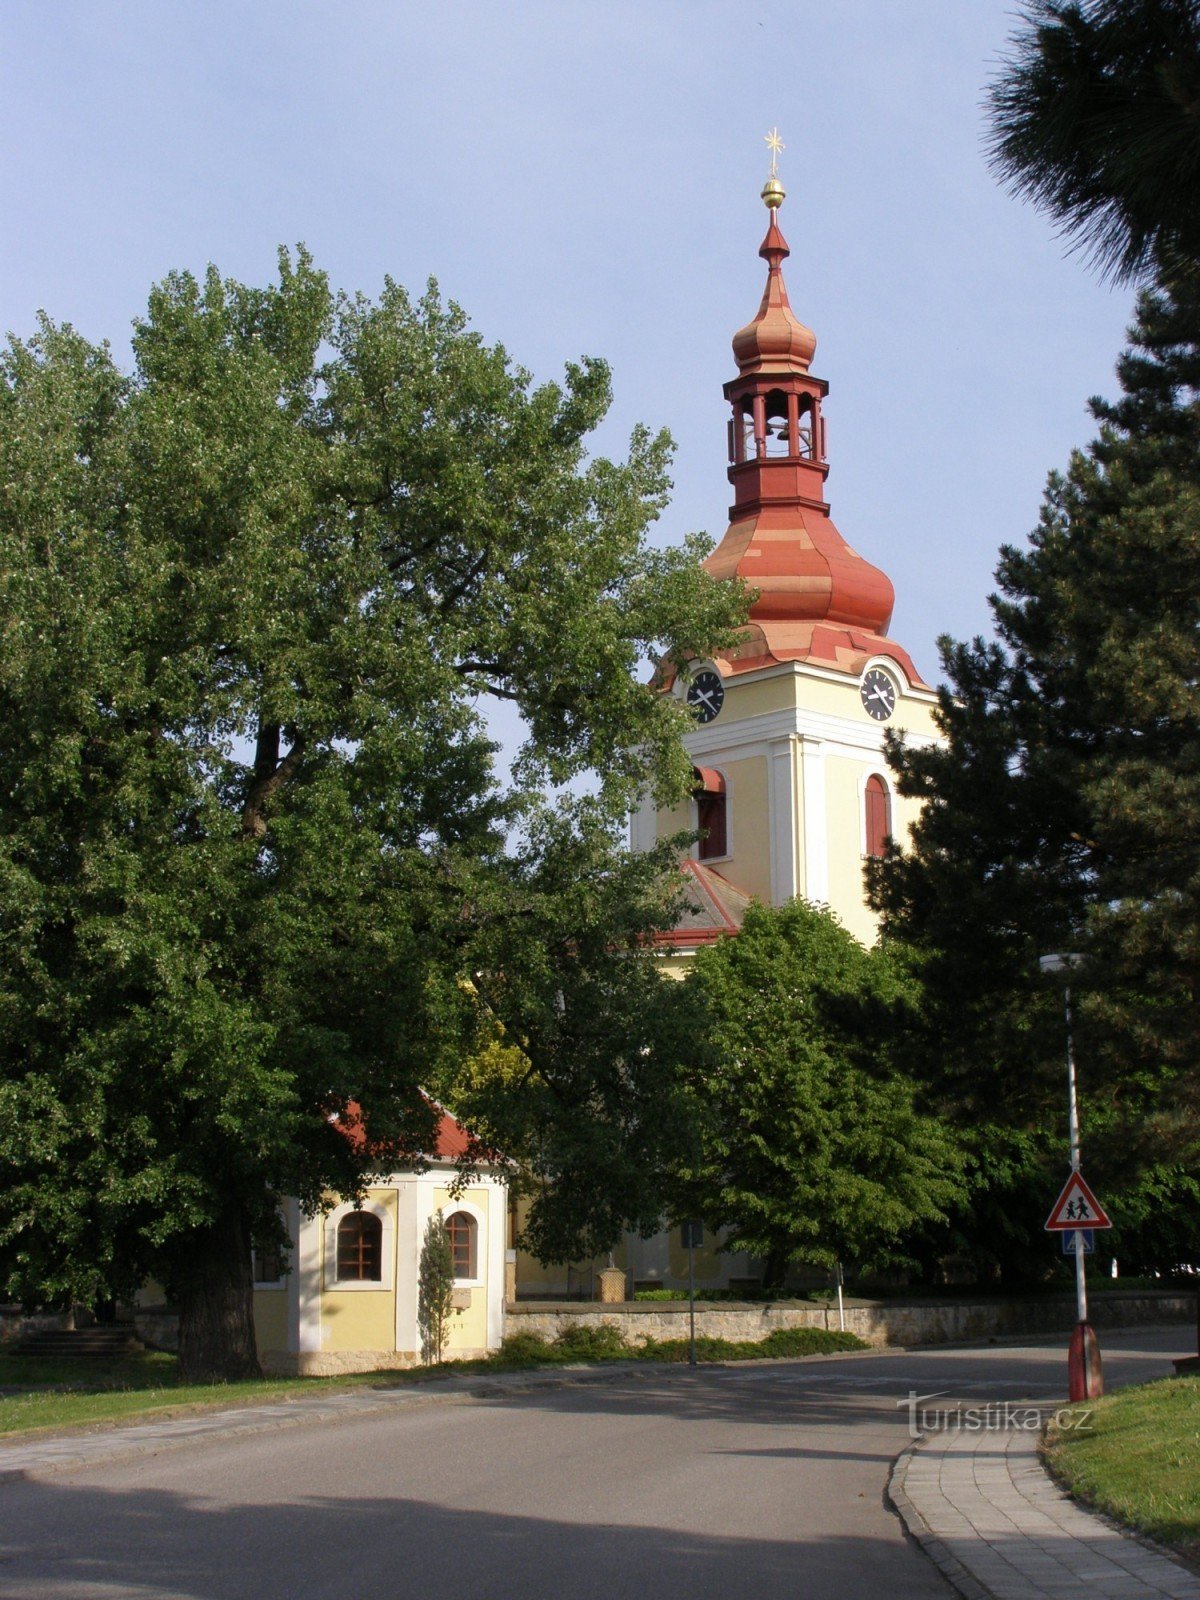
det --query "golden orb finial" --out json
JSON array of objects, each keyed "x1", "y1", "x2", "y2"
[
  {"x1": 761, "y1": 175, "x2": 785, "y2": 209},
  {"x1": 762, "y1": 127, "x2": 786, "y2": 209}
]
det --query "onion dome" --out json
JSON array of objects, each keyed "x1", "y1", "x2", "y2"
[{"x1": 731, "y1": 208, "x2": 817, "y2": 378}]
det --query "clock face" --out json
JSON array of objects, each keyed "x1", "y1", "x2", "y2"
[
  {"x1": 860, "y1": 667, "x2": 897, "y2": 722},
  {"x1": 686, "y1": 668, "x2": 725, "y2": 724}
]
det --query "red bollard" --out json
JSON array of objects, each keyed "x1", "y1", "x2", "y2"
[{"x1": 1068, "y1": 1321, "x2": 1103, "y2": 1401}]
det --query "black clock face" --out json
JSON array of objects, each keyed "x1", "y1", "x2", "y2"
[
  {"x1": 860, "y1": 668, "x2": 897, "y2": 722},
  {"x1": 686, "y1": 668, "x2": 725, "y2": 724}
]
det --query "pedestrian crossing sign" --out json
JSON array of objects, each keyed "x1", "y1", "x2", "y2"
[{"x1": 1045, "y1": 1170, "x2": 1112, "y2": 1231}]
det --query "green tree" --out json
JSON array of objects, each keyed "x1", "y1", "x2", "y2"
[
  {"x1": 0, "y1": 252, "x2": 745, "y2": 1379},
  {"x1": 417, "y1": 1211, "x2": 456, "y2": 1365},
  {"x1": 988, "y1": 0, "x2": 1200, "y2": 284},
  {"x1": 870, "y1": 275, "x2": 1200, "y2": 1274},
  {"x1": 671, "y1": 902, "x2": 962, "y2": 1286}
]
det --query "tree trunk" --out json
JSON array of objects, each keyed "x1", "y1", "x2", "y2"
[{"x1": 175, "y1": 1207, "x2": 261, "y2": 1382}]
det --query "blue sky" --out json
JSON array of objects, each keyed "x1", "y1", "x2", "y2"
[{"x1": 3, "y1": 1, "x2": 1132, "y2": 689}]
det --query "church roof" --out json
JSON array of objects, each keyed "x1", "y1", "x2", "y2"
[
  {"x1": 654, "y1": 858, "x2": 754, "y2": 949},
  {"x1": 332, "y1": 1098, "x2": 476, "y2": 1164}
]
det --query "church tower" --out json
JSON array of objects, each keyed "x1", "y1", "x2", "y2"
[{"x1": 635, "y1": 160, "x2": 941, "y2": 948}]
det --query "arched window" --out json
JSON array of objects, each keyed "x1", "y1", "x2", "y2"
[
  {"x1": 864, "y1": 775, "x2": 891, "y2": 860},
  {"x1": 693, "y1": 766, "x2": 728, "y2": 860},
  {"x1": 446, "y1": 1211, "x2": 477, "y2": 1280},
  {"x1": 336, "y1": 1211, "x2": 382, "y2": 1282}
]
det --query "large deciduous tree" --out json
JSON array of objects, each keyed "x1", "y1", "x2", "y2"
[
  {"x1": 0, "y1": 252, "x2": 745, "y2": 1378},
  {"x1": 870, "y1": 276, "x2": 1200, "y2": 1276},
  {"x1": 988, "y1": 0, "x2": 1200, "y2": 284},
  {"x1": 670, "y1": 902, "x2": 962, "y2": 1286}
]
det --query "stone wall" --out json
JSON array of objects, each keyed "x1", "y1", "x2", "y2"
[{"x1": 505, "y1": 1290, "x2": 1196, "y2": 1350}]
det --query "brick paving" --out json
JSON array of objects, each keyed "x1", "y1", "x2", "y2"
[{"x1": 892, "y1": 1410, "x2": 1200, "y2": 1600}]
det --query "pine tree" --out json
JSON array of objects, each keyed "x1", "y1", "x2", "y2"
[
  {"x1": 871, "y1": 274, "x2": 1200, "y2": 1273},
  {"x1": 988, "y1": 0, "x2": 1200, "y2": 284}
]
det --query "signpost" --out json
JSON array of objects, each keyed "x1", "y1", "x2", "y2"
[
  {"x1": 680, "y1": 1221, "x2": 703, "y2": 1368},
  {"x1": 1039, "y1": 952, "x2": 1109, "y2": 1402}
]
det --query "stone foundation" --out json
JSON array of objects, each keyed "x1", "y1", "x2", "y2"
[{"x1": 260, "y1": 1346, "x2": 492, "y2": 1376}]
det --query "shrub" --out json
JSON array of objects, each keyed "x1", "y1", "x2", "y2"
[
  {"x1": 497, "y1": 1331, "x2": 553, "y2": 1363},
  {"x1": 551, "y1": 1322, "x2": 629, "y2": 1359}
]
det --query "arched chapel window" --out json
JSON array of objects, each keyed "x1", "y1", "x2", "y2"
[
  {"x1": 446, "y1": 1211, "x2": 477, "y2": 1280},
  {"x1": 336, "y1": 1212, "x2": 382, "y2": 1282},
  {"x1": 864, "y1": 775, "x2": 891, "y2": 860}
]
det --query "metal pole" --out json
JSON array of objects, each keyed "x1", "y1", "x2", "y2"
[
  {"x1": 688, "y1": 1239, "x2": 697, "y2": 1368},
  {"x1": 1064, "y1": 983, "x2": 1088, "y2": 1324}
]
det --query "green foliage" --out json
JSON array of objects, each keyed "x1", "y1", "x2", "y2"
[
  {"x1": 548, "y1": 1320, "x2": 630, "y2": 1360},
  {"x1": 417, "y1": 1212, "x2": 456, "y2": 1365},
  {"x1": 871, "y1": 275, "x2": 1200, "y2": 1278},
  {"x1": 988, "y1": 0, "x2": 1200, "y2": 283},
  {"x1": 0, "y1": 251, "x2": 747, "y2": 1373},
  {"x1": 672, "y1": 901, "x2": 964, "y2": 1281},
  {"x1": 495, "y1": 1330, "x2": 555, "y2": 1363},
  {"x1": 634, "y1": 1328, "x2": 867, "y2": 1362}
]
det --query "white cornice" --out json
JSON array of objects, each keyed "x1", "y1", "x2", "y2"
[{"x1": 683, "y1": 704, "x2": 940, "y2": 763}]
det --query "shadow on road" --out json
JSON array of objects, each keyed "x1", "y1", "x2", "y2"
[{"x1": 0, "y1": 1478, "x2": 953, "y2": 1600}]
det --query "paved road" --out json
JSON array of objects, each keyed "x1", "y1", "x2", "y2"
[{"x1": 0, "y1": 1326, "x2": 1186, "y2": 1600}]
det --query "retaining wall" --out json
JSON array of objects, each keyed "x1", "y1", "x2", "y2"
[{"x1": 505, "y1": 1290, "x2": 1196, "y2": 1350}]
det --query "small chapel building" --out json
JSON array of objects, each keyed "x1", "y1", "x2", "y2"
[{"x1": 252, "y1": 1106, "x2": 508, "y2": 1375}]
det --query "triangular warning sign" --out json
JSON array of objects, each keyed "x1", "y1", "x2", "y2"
[{"x1": 1045, "y1": 1170, "x2": 1112, "y2": 1231}]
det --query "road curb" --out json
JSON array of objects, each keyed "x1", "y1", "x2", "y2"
[{"x1": 887, "y1": 1438, "x2": 993, "y2": 1600}]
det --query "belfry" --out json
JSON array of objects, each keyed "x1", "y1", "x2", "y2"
[{"x1": 635, "y1": 150, "x2": 940, "y2": 950}]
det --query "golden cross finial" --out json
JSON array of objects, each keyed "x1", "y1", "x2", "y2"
[{"x1": 765, "y1": 127, "x2": 785, "y2": 178}]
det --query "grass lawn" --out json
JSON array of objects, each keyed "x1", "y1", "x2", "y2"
[
  {"x1": 0, "y1": 1324, "x2": 866, "y2": 1440},
  {"x1": 1044, "y1": 1376, "x2": 1200, "y2": 1565}
]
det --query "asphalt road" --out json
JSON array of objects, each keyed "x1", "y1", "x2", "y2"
[{"x1": 0, "y1": 1326, "x2": 1187, "y2": 1600}]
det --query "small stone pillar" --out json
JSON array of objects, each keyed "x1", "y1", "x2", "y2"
[
  {"x1": 505, "y1": 1249, "x2": 518, "y2": 1304},
  {"x1": 596, "y1": 1267, "x2": 627, "y2": 1304}
]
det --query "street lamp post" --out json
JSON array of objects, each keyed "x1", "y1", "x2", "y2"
[{"x1": 1039, "y1": 952, "x2": 1103, "y2": 1401}]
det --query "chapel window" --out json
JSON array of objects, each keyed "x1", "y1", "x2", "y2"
[
  {"x1": 864, "y1": 775, "x2": 892, "y2": 860},
  {"x1": 446, "y1": 1211, "x2": 477, "y2": 1280},
  {"x1": 336, "y1": 1212, "x2": 382, "y2": 1282}
]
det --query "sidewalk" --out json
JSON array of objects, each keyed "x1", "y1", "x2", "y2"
[{"x1": 891, "y1": 1408, "x2": 1200, "y2": 1600}]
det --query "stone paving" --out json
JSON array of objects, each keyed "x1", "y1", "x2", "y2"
[{"x1": 892, "y1": 1409, "x2": 1200, "y2": 1600}]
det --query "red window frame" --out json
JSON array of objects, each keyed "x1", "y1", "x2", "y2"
[{"x1": 446, "y1": 1211, "x2": 476, "y2": 1279}]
